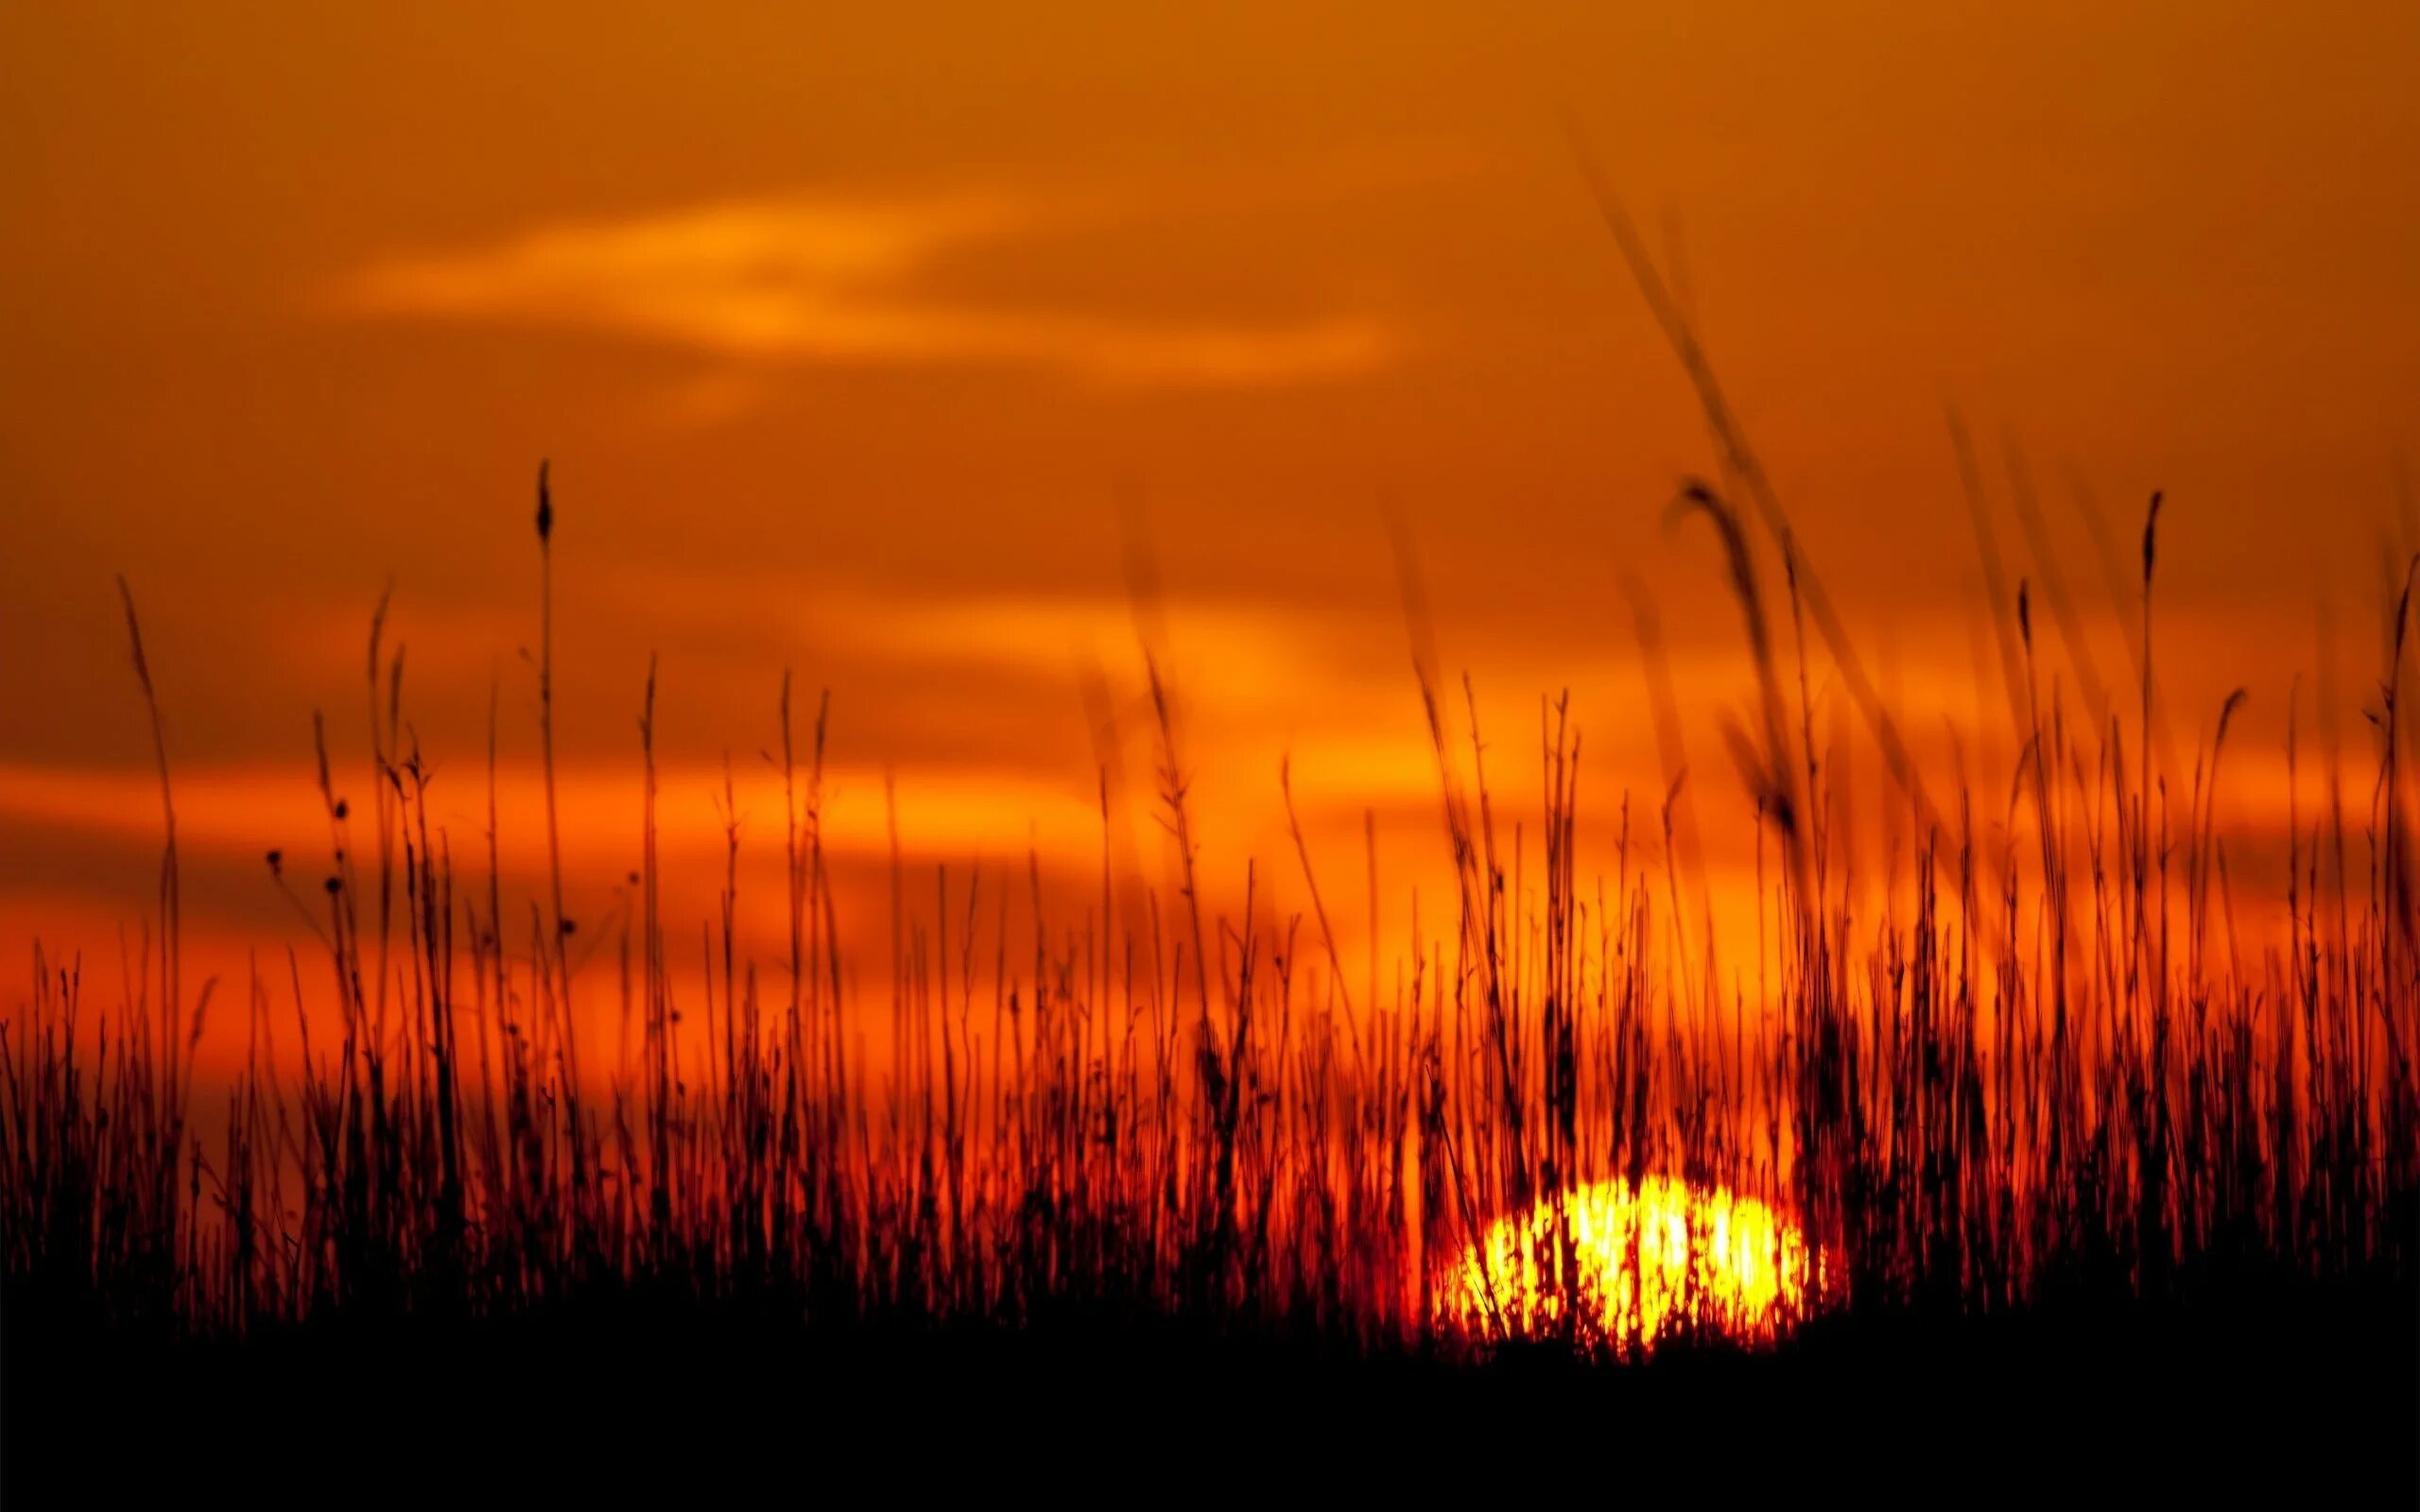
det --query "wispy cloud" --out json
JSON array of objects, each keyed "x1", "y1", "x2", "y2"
[{"x1": 333, "y1": 192, "x2": 1395, "y2": 387}]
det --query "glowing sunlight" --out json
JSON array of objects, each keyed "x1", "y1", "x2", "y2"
[{"x1": 1439, "y1": 1177, "x2": 1818, "y2": 1351}]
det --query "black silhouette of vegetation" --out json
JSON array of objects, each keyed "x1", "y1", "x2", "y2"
[{"x1": 5, "y1": 217, "x2": 2413, "y2": 1494}]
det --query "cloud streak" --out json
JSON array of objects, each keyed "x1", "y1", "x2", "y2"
[{"x1": 334, "y1": 193, "x2": 1395, "y2": 387}]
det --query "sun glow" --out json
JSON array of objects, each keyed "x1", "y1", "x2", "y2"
[{"x1": 1439, "y1": 1177, "x2": 1818, "y2": 1351}]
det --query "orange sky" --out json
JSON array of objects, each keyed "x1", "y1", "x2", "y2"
[{"x1": 3, "y1": 2, "x2": 2415, "y2": 1032}]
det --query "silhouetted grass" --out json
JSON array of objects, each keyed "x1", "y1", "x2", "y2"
[
  {"x1": 8, "y1": 194, "x2": 2418, "y2": 1485},
  {"x1": 5, "y1": 470, "x2": 2413, "y2": 1363}
]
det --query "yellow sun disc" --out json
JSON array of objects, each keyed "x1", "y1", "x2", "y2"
[{"x1": 1437, "y1": 1176, "x2": 1817, "y2": 1350}]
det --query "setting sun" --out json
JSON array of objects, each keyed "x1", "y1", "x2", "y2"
[{"x1": 1439, "y1": 1177, "x2": 1817, "y2": 1351}]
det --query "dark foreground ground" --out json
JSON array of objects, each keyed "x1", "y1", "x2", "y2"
[{"x1": 7, "y1": 1280, "x2": 2412, "y2": 1503}]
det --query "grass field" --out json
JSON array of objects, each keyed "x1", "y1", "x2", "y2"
[{"x1": 5, "y1": 229, "x2": 2415, "y2": 1493}]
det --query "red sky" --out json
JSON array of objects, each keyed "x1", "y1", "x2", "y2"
[{"x1": 3, "y1": 2, "x2": 2414, "y2": 1045}]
